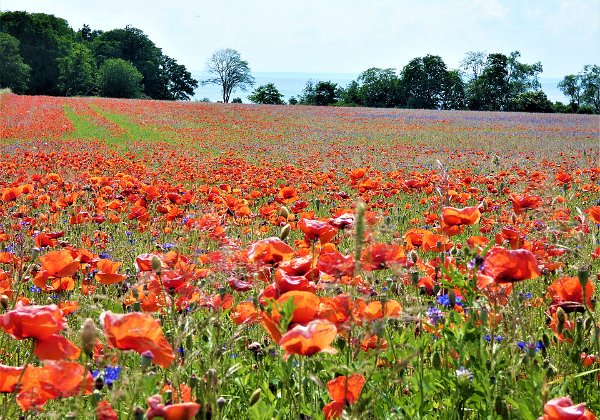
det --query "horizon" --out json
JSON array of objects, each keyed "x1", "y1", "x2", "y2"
[{"x1": 1, "y1": 0, "x2": 598, "y2": 79}]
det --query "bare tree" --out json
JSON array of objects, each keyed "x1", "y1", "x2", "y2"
[{"x1": 202, "y1": 48, "x2": 254, "y2": 103}]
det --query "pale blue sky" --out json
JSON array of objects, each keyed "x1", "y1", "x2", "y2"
[{"x1": 1, "y1": 0, "x2": 598, "y2": 77}]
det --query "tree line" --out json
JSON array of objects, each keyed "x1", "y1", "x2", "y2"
[
  {"x1": 0, "y1": 11, "x2": 198, "y2": 100},
  {"x1": 244, "y1": 52, "x2": 599, "y2": 114}
]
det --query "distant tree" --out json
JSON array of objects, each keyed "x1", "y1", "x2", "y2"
[
  {"x1": 0, "y1": 11, "x2": 75, "y2": 95},
  {"x1": 506, "y1": 51, "x2": 542, "y2": 100},
  {"x1": 468, "y1": 51, "x2": 542, "y2": 111},
  {"x1": 442, "y1": 70, "x2": 466, "y2": 110},
  {"x1": 339, "y1": 80, "x2": 361, "y2": 106},
  {"x1": 580, "y1": 64, "x2": 600, "y2": 113},
  {"x1": 288, "y1": 96, "x2": 298, "y2": 105},
  {"x1": 401, "y1": 55, "x2": 449, "y2": 109},
  {"x1": 468, "y1": 53, "x2": 510, "y2": 110},
  {"x1": 511, "y1": 90, "x2": 553, "y2": 113},
  {"x1": 0, "y1": 32, "x2": 31, "y2": 93},
  {"x1": 77, "y1": 24, "x2": 103, "y2": 43},
  {"x1": 57, "y1": 43, "x2": 96, "y2": 96},
  {"x1": 97, "y1": 58, "x2": 143, "y2": 98},
  {"x1": 202, "y1": 48, "x2": 254, "y2": 103},
  {"x1": 231, "y1": 97, "x2": 242, "y2": 103},
  {"x1": 460, "y1": 51, "x2": 487, "y2": 81},
  {"x1": 557, "y1": 74, "x2": 582, "y2": 108},
  {"x1": 162, "y1": 56, "x2": 198, "y2": 100},
  {"x1": 355, "y1": 68, "x2": 401, "y2": 108},
  {"x1": 299, "y1": 80, "x2": 339, "y2": 106},
  {"x1": 248, "y1": 83, "x2": 285, "y2": 104}
]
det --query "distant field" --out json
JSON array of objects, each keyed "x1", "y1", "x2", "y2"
[{"x1": 0, "y1": 93, "x2": 599, "y2": 418}]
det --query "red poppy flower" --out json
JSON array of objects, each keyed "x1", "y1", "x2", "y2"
[
  {"x1": 100, "y1": 311, "x2": 175, "y2": 368},
  {"x1": 299, "y1": 218, "x2": 337, "y2": 244},
  {"x1": 587, "y1": 206, "x2": 600, "y2": 224},
  {"x1": 421, "y1": 232, "x2": 452, "y2": 252},
  {"x1": 542, "y1": 396, "x2": 596, "y2": 420},
  {"x1": 247, "y1": 237, "x2": 295, "y2": 265},
  {"x1": 482, "y1": 247, "x2": 540, "y2": 283},
  {"x1": 509, "y1": 194, "x2": 543, "y2": 215},
  {"x1": 273, "y1": 290, "x2": 320, "y2": 325},
  {"x1": 317, "y1": 251, "x2": 355, "y2": 278},
  {"x1": 547, "y1": 276, "x2": 594, "y2": 313},
  {"x1": 38, "y1": 249, "x2": 80, "y2": 278},
  {"x1": 0, "y1": 303, "x2": 66, "y2": 340},
  {"x1": 97, "y1": 400, "x2": 118, "y2": 420},
  {"x1": 323, "y1": 374, "x2": 366, "y2": 419},
  {"x1": 441, "y1": 205, "x2": 481, "y2": 226},
  {"x1": 0, "y1": 364, "x2": 25, "y2": 393},
  {"x1": 279, "y1": 319, "x2": 337, "y2": 360},
  {"x1": 274, "y1": 269, "x2": 315, "y2": 294},
  {"x1": 34, "y1": 334, "x2": 81, "y2": 360},
  {"x1": 95, "y1": 259, "x2": 127, "y2": 285},
  {"x1": 230, "y1": 302, "x2": 258, "y2": 325},
  {"x1": 360, "y1": 243, "x2": 406, "y2": 271},
  {"x1": 146, "y1": 394, "x2": 201, "y2": 420},
  {"x1": 16, "y1": 361, "x2": 93, "y2": 411}
]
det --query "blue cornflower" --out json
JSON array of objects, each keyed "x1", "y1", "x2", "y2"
[
  {"x1": 29, "y1": 285, "x2": 42, "y2": 293},
  {"x1": 427, "y1": 306, "x2": 444, "y2": 325},
  {"x1": 484, "y1": 334, "x2": 503, "y2": 343},
  {"x1": 456, "y1": 366, "x2": 473, "y2": 383},
  {"x1": 92, "y1": 366, "x2": 122, "y2": 385}
]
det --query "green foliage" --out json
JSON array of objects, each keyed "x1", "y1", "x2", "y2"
[
  {"x1": 299, "y1": 80, "x2": 339, "y2": 106},
  {"x1": 57, "y1": 43, "x2": 96, "y2": 96},
  {"x1": 511, "y1": 90, "x2": 554, "y2": 113},
  {"x1": 401, "y1": 55, "x2": 451, "y2": 109},
  {"x1": 0, "y1": 12, "x2": 196, "y2": 100},
  {"x1": 202, "y1": 48, "x2": 254, "y2": 103},
  {"x1": 248, "y1": 83, "x2": 285, "y2": 105},
  {"x1": 580, "y1": 64, "x2": 600, "y2": 113},
  {"x1": 0, "y1": 32, "x2": 31, "y2": 93},
  {"x1": 0, "y1": 11, "x2": 75, "y2": 95},
  {"x1": 97, "y1": 58, "x2": 143, "y2": 99},
  {"x1": 355, "y1": 68, "x2": 402, "y2": 108}
]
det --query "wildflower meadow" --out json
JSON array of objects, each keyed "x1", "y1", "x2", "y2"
[{"x1": 0, "y1": 92, "x2": 599, "y2": 419}]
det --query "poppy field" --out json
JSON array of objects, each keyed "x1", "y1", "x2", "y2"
[{"x1": 0, "y1": 92, "x2": 599, "y2": 419}]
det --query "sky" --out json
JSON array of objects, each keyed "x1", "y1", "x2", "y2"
[{"x1": 1, "y1": 0, "x2": 598, "y2": 77}]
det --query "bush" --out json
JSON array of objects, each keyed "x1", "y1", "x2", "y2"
[{"x1": 97, "y1": 58, "x2": 143, "y2": 98}]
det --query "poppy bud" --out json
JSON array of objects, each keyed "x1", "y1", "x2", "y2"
[
  {"x1": 279, "y1": 224, "x2": 291, "y2": 241},
  {"x1": 432, "y1": 351, "x2": 442, "y2": 369},
  {"x1": 577, "y1": 268, "x2": 589, "y2": 290},
  {"x1": 141, "y1": 351, "x2": 154, "y2": 370},
  {"x1": 188, "y1": 374, "x2": 199, "y2": 388},
  {"x1": 0, "y1": 294, "x2": 9, "y2": 310},
  {"x1": 133, "y1": 301, "x2": 141, "y2": 312},
  {"x1": 279, "y1": 206, "x2": 290, "y2": 219},
  {"x1": 411, "y1": 271, "x2": 419, "y2": 286},
  {"x1": 410, "y1": 251, "x2": 418, "y2": 264},
  {"x1": 207, "y1": 368, "x2": 218, "y2": 387},
  {"x1": 65, "y1": 412, "x2": 77, "y2": 420},
  {"x1": 217, "y1": 397, "x2": 227, "y2": 408},
  {"x1": 542, "y1": 333, "x2": 551, "y2": 350},
  {"x1": 133, "y1": 407, "x2": 145, "y2": 420},
  {"x1": 249, "y1": 388, "x2": 261, "y2": 406},
  {"x1": 448, "y1": 290, "x2": 456, "y2": 308},
  {"x1": 81, "y1": 318, "x2": 98, "y2": 357},
  {"x1": 556, "y1": 308, "x2": 566, "y2": 334},
  {"x1": 481, "y1": 200, "x2": 488, "y2": 212},
  {"x1": 354, "y1": 202, "x2": 366, "y2": 264},
  {"x1": 151, "y1": 255, "x2": 162, "y2": 275},
  {"x1": 315, "y1": 198, "x2": 321, "y2": 211}
]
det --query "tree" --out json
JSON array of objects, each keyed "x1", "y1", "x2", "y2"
[
  {"x1": 506, "y1": 51, "x2": 542, "y2": 100},
  {"x1": 202, "y1": 48, "x2": 254, "y2": 103},
  {"x1": 460, "y1": 51, "x2": 487, "y2": 81},
  {"x1": 0, "y1": 11, "x2": 75, "y2": 95},
  {"x1": 401, "y1": 55, "x2": 450, "y2": 109},
  {"x1": 354, "y1": 68, "x2": 401, "y2": 108},
  {"x1": 97, "y1": 58, "x2": 143, "y2": 98},
  {"x1": 557, "y1": 74, "x2": 582, "y2": 107},
  {"x1": 299, "y1": 80, "x2": 339, "y2": 106},
  {"x1": 57, "y1": 43, "x2": 96, "y2": 96},
  {"x1": 0, "y1": 32, "x2": 31, "y2": 93},
  {"x1": 580, "y1": 65, "x2": 600, "y2": 113},
  {"x1": 468, "y1": 53, "x2": 510, "y2": 110},
  {"x1": 442, "y1": 70, "x2": 466, "y2": 110},
  {"x1": 162, "y1": 56, "x2": 198, "y2": 101},
  {"x1": 511, "y1": 90, "x2": 553, "y2": 113},
  {"x1": 248, "y1": 83, "x2": 285, "y2": 104}
]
